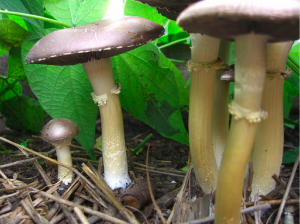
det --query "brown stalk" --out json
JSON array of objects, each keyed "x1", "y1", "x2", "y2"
[{"x1": 146, "y1": 144, "x2": 166, "y2": 224}]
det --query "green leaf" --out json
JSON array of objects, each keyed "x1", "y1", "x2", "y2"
[
  {"x1": 287, "y1": 42, "x2": 299, "y2": 75},
  {"x1": 282, "y1": 147, "x2": 299, "y2": 164},
  {"x1": 20, "y1": 0, "x2": 43, "y2": 31},
  {"x1": 8, "y1": 47, "x2": 27, "y2": 82},
  {"x1": 283, "y1": 80, "x2": 299, "y2": 118},
  {"x1": 158, "y1": 51, "x2": 189, "y2": 106},
  {"x1": 43, "y1": 0, "x2": 109, "y2": 27},
  {"x1": 22, "y1": 29, "x2": 98, "y2": 159},
  {"x1": 0, "y1": 75, "x2": 22, "y2": 101},
  {"x1": 0, "y1": 18, "x2": 30, "y2": 48},
  {"x1": 124, "y1": 0, "x2": 168, "y2": 25},
  {"x1": 0, "y1": 95, "x2": 45, "y2": 132},
  {"x1": 0, "y1": 0, "x2": 43, "y2": 31},
  {"x1": 112, "y1": 43, "x2": 189, "y2": 145}
]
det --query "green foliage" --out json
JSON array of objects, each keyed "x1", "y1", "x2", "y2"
[
  {"x1": 282, "y1": 147, "x2": 299, "y2": 164},
  {"x1": 0, "y1": 0, "x2": 298, "y2": 162}
]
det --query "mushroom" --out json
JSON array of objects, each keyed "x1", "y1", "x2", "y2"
[
  {"x1": 251, "y1": 41, "x2": 294, "y2": 199},
  {"x1": 41, "y1": 118, "x2": 79, "y2": 185},
  {"x1": 176, "y1": 8, "x2": 234, "y2": 193},
  {"x1": 25, "y1": 17, "x2": 164, "y2": 190},
  {"x1": 176, "y1": 0, "x2": 299, "y2": 223}
]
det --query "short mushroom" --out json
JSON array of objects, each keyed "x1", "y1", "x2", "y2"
[
  {"x1": 176, "y1": 0, "x2": 299, "y2": 223},
  {"x1": 41, "y1": 118, "x2": 79, "y2": 185},
  {"x1": 25, "y1": 16, "x2": 164, "y2": 190}
]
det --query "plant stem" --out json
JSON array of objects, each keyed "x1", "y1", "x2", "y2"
[
  {"x1": 82, "y1": 58, "x2": 130, "y2": 190},
  {"x1": 251, "y1": 41, "x2": 293, "y2": 199},
  {"x1": 212, "y1": 40, "x2": 232, "y2": 169},
  {"x1": 0, "y1": 10, "x2": 72, "y2": 28},
  {"x1": 188, "y1": 33, "x2": 219, "y2": 194},
  {"x1": 131, "y1": 133, "x2": 153, "y2": 155},
  {"x1": 158, "y1": 37, "x2": 188, "y2": 49},
  {"x1": 215, "y1": 33, "x2": 268, "y2": 224}
]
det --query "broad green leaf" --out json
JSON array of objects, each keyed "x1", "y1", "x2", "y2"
[
  {"x1": 20, "y1": 0, "x2": 44, "y2": 30},
  {"x1": 8, "y1": 47, "x2": 27, "y2": 82},
  {"x1": 22, "y1": 30, "x2": 98, "y2": 159},
  {"x1": 0, "y1": 19, "x2": 30, "y2": 48},
  {"x1": 43, "y1": 0, "x2": 109, "y2": 27},
  {"x1": 158, "y1": 51, "x2": 189, "y2": 106},
  {"x1": 112, "y1": 43, "x2": 189, "y2": 145},
  {"x1": 283, "y1": 80, "x2": 299, "y2": 118},
  {"x1": 124, "y1": 0, "x2": 168, "y2": 26},
  {"x1": 0, "y1": 95, "x2": 45, "y2": 132},
  {"x1": 0, "y1": 76, "x2": 22, "y2": 101},
  {"x1": 0, "y1": 0, "x2": 42, "y2": 31},
  {"x1": 282, "y1": 147, "x2": 299, "y2": 164},
  {"x1": 287, "y1": 42, "x2": 299, "y2": 75}
]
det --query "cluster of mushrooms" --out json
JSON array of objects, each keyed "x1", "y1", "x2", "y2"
[
  {"x1": 175, "y1": 0, "x2": 299, "y2": 223},
  {"x1": 25, "y1": 0, "x2": 299, "y2": 223}
]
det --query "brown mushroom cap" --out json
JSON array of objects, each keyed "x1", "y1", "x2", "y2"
[
  {"x1": 177, "y1": 0, "x2": 300, "y2": 41},
  {"x1": 41, "y1": 118, "x2": 79, "y2": 145},
  {"x1": 25, "y1": 16, "x2": 164, "y2": 66},
  {"x1": 135, "y1": 0, "x2": 198, "y2": 20}
]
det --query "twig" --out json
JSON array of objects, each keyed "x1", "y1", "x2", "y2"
[
  {"x1": 21, "y1": 197, "x2": 49, "y2": 224},
  {"x1": 0, "y1": 158, "x2": 35, "y2": 169},
  {"x1": 132, "y1": 133, "x2": 153, "y2": 155},
  {"x1": 245, "y1": 199, "x2": 299, "y2": 206},
  {"x1": 0, "y1": 180, "x2": 38, "y2": 193},
  {"x1": 29, "y1": 187, "x2": 129, "y2": 224},
  {"x1": 74, "y1": 207, "x2": 90, "y2": 224},
  {"x1": 167, "y1": 165, "x2": 192, "y2": 224},
  {"x1": 81, "y1": 163, "x2": 140, "y2": 224},
  {"x1": 135, "y1": 168, "x2": 185, "y2": 178},
  {"x1": 146, "y1": 144, "x2": 166, "y2": 224},
  {"x1": 274, "y1": 152, "x2": 299, "y2": 224}
]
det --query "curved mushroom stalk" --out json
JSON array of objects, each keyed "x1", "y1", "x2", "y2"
[
  {"x1": 212, "y1": 40, "x2": 232, "y2": 169},
  {"x1": 188, "y1": 33, "x2": 220, "y2": 194},
  {"x1": 82, "y1": 58, "x2": 130, "y2": 189},
  {"x1": 251, "y1": 41, "x2": 293, "y2": 199}
]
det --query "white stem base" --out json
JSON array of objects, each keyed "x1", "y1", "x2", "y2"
[
  {"x1": 83, "y1": 58, "x2": 130, "y2": 190},
  {"x1": 56, "y1": 145, "x2": 73, "y2": 185}
]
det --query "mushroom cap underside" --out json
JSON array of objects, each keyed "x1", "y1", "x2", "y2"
[
  {"x1": 41, "y1": 118, "x2": 79, "y2": 145},
  {"x1": 177, "y1": 0, "x2": 299, "y2": 41},
  {"x1": 25, "y1": 16, "x2": 164, "y2": 66}
]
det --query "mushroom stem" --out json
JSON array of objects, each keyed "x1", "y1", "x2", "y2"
[
  {"x1": 212, "y1": 40, "x2": 232, "y2": 169},
  {"x1": 82, "y1": 58, "x2": 130, "y2": 190},
  {"x1": 251, "y1": 41, "x2": 293, "y2": 199},
  {"x1": 188, "y1": 33, "x2": 219, "y2": 194},
  {"x1": 215, "y1": 33, "x2": 268, "y2": 224},
  {"x1": 55, "y1": 143, "x2": 73, "y2": 184}
]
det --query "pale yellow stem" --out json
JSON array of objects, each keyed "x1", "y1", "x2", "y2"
[
  {"x1": 251, "y1": 41, "x2": 293, "y2": 199},
  {"x1": 212, "y1": 40, "x2": 232, "y2": 169},
  {"x1": 83, "y1": 58, "x2": 130, "y2": 190},
  {"x1": 215, "y1": 33, "x2": 268, "y2": 224},
  {"x1": 189, "y1": 33, "x2": 219, "y2": 194}
]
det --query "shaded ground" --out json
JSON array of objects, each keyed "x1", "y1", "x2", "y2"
[{"x1": 0, "y1": 106, "x2": 299, "y2": 223}]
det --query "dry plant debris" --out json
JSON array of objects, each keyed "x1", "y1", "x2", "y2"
[{"x1": 0, "y1": 136, "x2": 298, "y2": 224}]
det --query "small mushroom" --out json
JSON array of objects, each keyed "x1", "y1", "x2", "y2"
[
  {"x1": 41, "y1": 118, "x2": 79, "y2": 185},
  {"x1": 25, "y1": 16, "x2": 164, "y2": 190}
]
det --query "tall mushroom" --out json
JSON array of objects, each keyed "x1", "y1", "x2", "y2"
[
  {"x1": 41, "y1": 118, "x2": 79, "y2": 185},
  {"x1": 251, "y1": 41, "x2": 294, "y2": 199},
  {"x1": 176, "y1": 0, "x2": 299, "y2": 223},
  {"x1": 25, "y1": 17, "x2": 164, "y2": 190}
]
